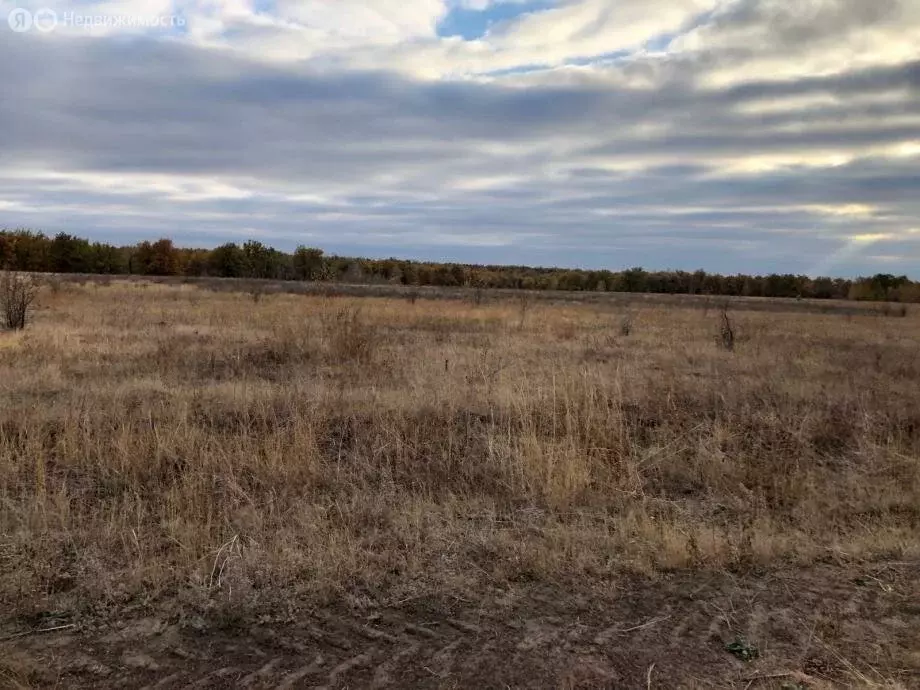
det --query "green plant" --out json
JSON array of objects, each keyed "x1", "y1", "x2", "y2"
[{"x1": 725, "y1": 637, "x2": 759, "y2": 661}]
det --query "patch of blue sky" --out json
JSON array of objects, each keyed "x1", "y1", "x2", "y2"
[
  {"x1": 252, "y1": 0, "x2": 275, "y2": 15},
  {"x1": 474, "y1": 50, "x2": 626, "y2": 78},
  {"x1": 644, "y1": 7, "x2": 722, "y2": 52},
  {"x1": 644, "y1": 33, "x2": 674, "y2": 52},
  {"x1": 564, "y1": 49, "x2": 630, "y2": 66},
  {"x1": 477, "y1": 62, "x2": 553, "y2": 78},
  {"x1": 437, "y1": 0, "x2": 556, "y2": 40}
]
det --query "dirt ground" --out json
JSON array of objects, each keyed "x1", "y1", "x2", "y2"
[{"x1": 2, "y1": 561, "x2": 918, "y2": 689}]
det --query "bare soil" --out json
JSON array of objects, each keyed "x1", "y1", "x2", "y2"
[{"x1": 3, "y1": 561, "x2": 918, "y2": 689}]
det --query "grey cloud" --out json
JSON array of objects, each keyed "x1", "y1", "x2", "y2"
[
  {"x1": 679, "y1": 0, "x2": 913, "y2": 55},
  {"x1": 0, "y1": 23, "x2": 919, "y2": 276}
]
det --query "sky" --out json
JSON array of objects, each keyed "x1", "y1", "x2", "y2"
[{"x1": 1, "y1": 0, "x2": 919, "y2": 277}]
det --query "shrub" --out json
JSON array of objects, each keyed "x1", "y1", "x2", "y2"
[
  {"x1": 44, "y1": 274, "x2": 63, "y2": 295},
  {"x1": 471, "y1": 288, "x2": 484, "y2": 306},
  {"x1": 517, "y1": 293, "x2": 532, "y2": 328},
  {"x1": 322, "y1": 305, "x2": 375, "y2": 364},
  {"x1": 718, "y1": 308, "x2": 735, "y2": 351},
  {"x1": 1, "y1": 271, "x2": 39, "y2": 330}
]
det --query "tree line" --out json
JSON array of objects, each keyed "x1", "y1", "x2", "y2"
[{"x1": 1, "y1": 228, "x2": 917, "y2": 302}]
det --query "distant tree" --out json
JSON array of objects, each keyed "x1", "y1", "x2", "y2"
[
  {"x1": 812, "y1": 277, "x2": 836, "y2": 299},
  {"x1": 5, "y1": 230, "x2": 50, "y2": 271},
  {"x1": 892, "y1": 281, "x2": 920, "y2": 303},
  {"x1": 2, "y1": 228, "x2": 919, "y2": 303},
  {"x1": 134, "y1": 239, "x2": 179, "y2": 276},
  {"x1": 764, "y1": 274, "x2": 801, "y2": 299},
  {"x1": 0, "y1": 233, "x2": 10, "y2": 269},
  {"x1": 179, "y1": 248, "x2": 210, "y2": 276},
  {"x1": 208, "y1": 243, "x2": 246, "y2": 277},
  {"x1": 293, "y1": 246, "x2": 326, "y2": 281},
  {"x1": 242, "y1": 240, "x2": 282, "y2": 279},
  {"x1": 690, "y1": 269, "x2": 707, "y2": 295},
  {"x1": 49, "y1": 232, "x2": 92, "y2": 273},
  {"x1": 88, "y1": 242, "x2": 125, "y2": 274},
  {"x1": 343, "y1": 261, "x2": 366, "y2": 283},
  {"x1": 618, "y1": 267, "x2": 648, "y2": 293}
]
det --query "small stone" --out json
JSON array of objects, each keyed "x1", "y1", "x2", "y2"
[{"x1": 122, "y1": 652, "x2": 163, "y2": 671}]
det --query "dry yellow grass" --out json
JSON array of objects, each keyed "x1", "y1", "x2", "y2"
[{"x1": 1, "y1": 279, "x2": 919, "y2": 620}]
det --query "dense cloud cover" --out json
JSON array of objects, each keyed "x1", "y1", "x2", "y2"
[{"x1": 1, "y1": 0, "x2": 918, "y2": 275}]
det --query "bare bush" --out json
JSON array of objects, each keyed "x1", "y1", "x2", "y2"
[
  {"x1": 884, "y1": 303, "x2": 909, "y2": 318},
  {"x1": 322, "y1": 304, "x2": 375, "y2": 364},
  {"x1": 517, "y1": 293, "x2": 532, "y2": 328},
  {"x1": 44, "y1": 274, "x2": 64, "y2": 295},
  {"x1": 471, "y1": 288, "x2": 484, "y2": 306},
  {"x1": 0, "y1": 271, "x2": 39, "y2": 330},
  {"x1": 719, "y1": 307, "x2": 735, "y2": 351}
]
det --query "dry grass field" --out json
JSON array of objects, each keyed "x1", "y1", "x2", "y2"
[{"x1": 1, "y1": 279, "x2": 919, "y2": 688}]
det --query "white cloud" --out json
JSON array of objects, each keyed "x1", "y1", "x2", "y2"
[{"x1": 1, "y1": 0, "x2": 919, "y2": 274}]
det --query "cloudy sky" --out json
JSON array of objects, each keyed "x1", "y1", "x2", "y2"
[{"x1": 1, "y1": 0, "x2": 918, "y2": 275}]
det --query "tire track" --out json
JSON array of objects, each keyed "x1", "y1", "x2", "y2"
[{"x1": 5, "y1": 563, "x2": 918, "y2": 689}]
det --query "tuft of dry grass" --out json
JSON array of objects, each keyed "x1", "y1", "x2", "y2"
[{"x1": 0, "y1": 280, "x2": 918, "y2": 619}]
